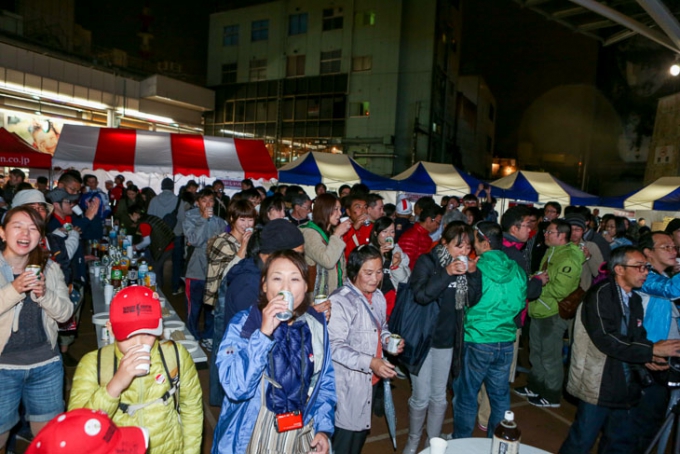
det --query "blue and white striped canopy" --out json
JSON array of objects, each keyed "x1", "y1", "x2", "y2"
[{"x1": 277, "y1": 152, "x2": 399, "y2": 191}]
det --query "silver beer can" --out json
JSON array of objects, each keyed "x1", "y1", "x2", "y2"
[{"x1": 275, "y1": 290, "x2": 294, "y2": 321}]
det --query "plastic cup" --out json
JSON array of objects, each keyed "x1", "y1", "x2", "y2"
[
  {"x1": 429, "y1": 437, "x2": 448, "y2": 454},
  {"x1": 104, "y1": 284, "x2": 114, "y2": 305},
  {"x1": 72, "y1": 205, "x2": 83, "y2": 216},
  {"x1": 135, "y1": 344, "x2": 152, "y2": 374},
  {"x1": 455, "y1": 255, "x2": 468, "y2": 271}
]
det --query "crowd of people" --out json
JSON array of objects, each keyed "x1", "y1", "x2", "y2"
[{"x1": 1, "y1": 169, "x2": 680, "y2": 454}]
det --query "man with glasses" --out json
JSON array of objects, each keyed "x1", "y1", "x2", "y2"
[
  {"x1": 560, "y1": 246, "x2": 680, "y2": 454},
  {"x1": 631, "y1": 232, "x2": 680, "y2": 449},
  {"x1": 566, "y1": 213, "x2": 605, "y2": 292},
  {"x1": 529, "y1": 201, "x2": 562, "y2": 273},
  {"x1": 286, "y1": 192, "x2": 311, "y2": 227},
  {"x1": 516, "y1": 219, "x2": 583, "y2": 408}
]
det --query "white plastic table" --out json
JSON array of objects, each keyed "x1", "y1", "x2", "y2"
[
  {"x1": 418, "y1": 437, "x2": 551, "y2": 453},
  {"x1": 90, "y1": 267, "x2": 207, "y2": 364}
]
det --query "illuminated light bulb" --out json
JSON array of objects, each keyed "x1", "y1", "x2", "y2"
[{"x1": 671, "y1": 64, "x2": 680, "y2": 76}]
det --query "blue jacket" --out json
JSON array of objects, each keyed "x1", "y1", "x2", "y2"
[
  {"x1": 212, "y1": 306, "x2": 336, "y2": 454},
  {"x1": 638, "y1": 271, "x2": 680, "y2": 342}
]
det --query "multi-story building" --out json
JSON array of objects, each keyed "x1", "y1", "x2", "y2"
[
  {"x1": 0, "y1": 1, "x2": 213, "y2": 160},
  {"x1": 206, "y1": 0, "x2": 492, "y2": 177}
]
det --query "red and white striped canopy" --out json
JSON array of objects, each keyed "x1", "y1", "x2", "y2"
[{"x1": 53, "y1": 125, "x2": 277, "y2": 181}]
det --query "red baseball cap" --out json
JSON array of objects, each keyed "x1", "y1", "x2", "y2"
[
  {"x1": 27, "y1": 409, "x2": 148, "y2": 454},
  {"x1": 109, "y1": 286, "x2": 163, "y2": 341}
]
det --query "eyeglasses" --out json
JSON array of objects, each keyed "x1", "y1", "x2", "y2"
[
  {"x1": 300, "y1": 205, "x2": 312, "y2": 212},
  {"x1": 619, "y1": 263, "x2": 651, "y2": 273},
  {"x1": 520, "y1": 223, "x2": 532, "y2": 229},
  {"x1": 544, "y1": 230, "x2": 558, "y2": 236},
  {"x1": 653, "y1": 245, "x2": 680, "y2": 252}
]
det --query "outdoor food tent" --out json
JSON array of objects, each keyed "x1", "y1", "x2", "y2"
[
  {"x1": 278, "y1": 151, "x2": 399, "y2": 191},
  {"x1": 52, "y1": 125, "x2": 278, "y2": 191},
  {"x1": 491, "y1": 170, "x2": 601, "y2": 206},
  {"x1": 392, "y1": 161, "x2": 495, "y2": 197},
  {"x1": 0, "y1": 127, "x2": 52, "y2": 169}
]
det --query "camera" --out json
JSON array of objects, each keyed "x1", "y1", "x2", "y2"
[{"x1": 632, "y1": 364, "x2": 655, "y2": 388}]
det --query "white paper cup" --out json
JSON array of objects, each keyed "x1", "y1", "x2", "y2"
[
  {"x1": 134, "y1": 344, "x2": 152, "y2": 374},
  {"x1": 159, "y1": 297, "x2": 167, "y2": 308},
  {"x1": 104, "y1": 284, "x2": 114, "y2": 305},
  {"x1": 72, "y1": 205, "x2": 83, "y2": 216},
  {"x1": 429, "y1": 437, "x2": 448, "y2": 454},
  {"x1": 126, "y1": 246, "x2": 134, "y2": 258}
]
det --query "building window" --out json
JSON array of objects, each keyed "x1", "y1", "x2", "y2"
[
  {"x1": 249, "y1": 59, "x2": 267, "y2": 81},
  {"x1": 322, "y1": 8, "x2": 343, "y2": 31},
  {"x1": 223, "y1": 25, "x2": 239, "y2": 46},
  {"x1": 221, "y1": 63, "x2": 237, "y2": 84},
  {"x1": 320, "y1": 50, "x2": 341, "y2": 74},
  {"x1": 354, "y1": 11, "x2": 376, "y2": 27},
  {"x1": 251, "y1": 20, "x2": 269, "y2": 41},
  {"x1": 286, "y1": 55, "x2": 306, "y2": 78},
  {"x1": 352, "y1": 56, "x2": 372, "y2": 72},
  {"x1": 349, "y1": 101, "x2": 370, "y2": 117},
  {"x1": 289, "y1": 13, "x2": 308, "y2": 35}
]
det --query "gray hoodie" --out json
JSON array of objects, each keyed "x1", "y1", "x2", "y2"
[
  {"x1": 183, "y1": 208, "x2": 227, "y2": 280},
  {"x1": 147, "y1": 190, "x2": 185, "y2": 236}
]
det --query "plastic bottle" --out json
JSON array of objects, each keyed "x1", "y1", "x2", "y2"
[
  {"x1": 138, "y1": 261, "x2": 149, "y2": 283},
  {"x1": 146, "y1": 266, "x2": 157, "y2": 291},
  {"x1": 491, "y1": 411, "x2": 521, "y2": 454}
]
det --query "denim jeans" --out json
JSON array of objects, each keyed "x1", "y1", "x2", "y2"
[
  {"x1": 0, "y1": 359, "x2": 64, "y2": 434},
  {"x1": 453, "y1": 342, "x2": 514, "y2": 438},
  {"x1": 185, "y1": 278, "x2": 213, "y2": 340},
  {"x1": 172, "y1": 235, "x2": 184, "y2": 292},
  {"x1": 559, "y1": 400, "x2": 635, "y2": 454}
]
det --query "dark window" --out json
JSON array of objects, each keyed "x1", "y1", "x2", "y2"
[
  {"x1": 289, "y1": 13, "x2": 308, "y2": 35},
  {"x1": 320, "y1": 50, "x2": 341, "y2": 74},
  {"x1": 223, "y1": 25, "x2": 239, "y2": 46},
  {"x1": 221, "y1": 63, "x2": 237, "y2": 84},
  {"x1": 286, "y1": 55, "x2": 306, "y2": 78},
  {"x1": 251, "y1": 20, "x2": 269, "y2": 41},
  {"x1": 322, "y1": 8, "x2": 343, "y2": 31}
]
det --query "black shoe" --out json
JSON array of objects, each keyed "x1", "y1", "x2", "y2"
[{"x1": 62, "y1": 352, "x2": 80, "y2": 368}]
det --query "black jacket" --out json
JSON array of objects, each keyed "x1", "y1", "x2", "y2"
[
  {"x1": 567, "y1": 278, "x2": 654, "y2": 408},
  {"x1": 502, "y1": 233, "x2": 542, "y2": 301},
  {"x1": 409, "y1": 250, "x2": 482, "y2": 376}
]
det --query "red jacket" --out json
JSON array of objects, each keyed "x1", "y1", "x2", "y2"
[
  {"x1": 342, "y1": 223, "x2": 373, "y2": 261},
  {"x1": 398, "y1": 223, "x2": 433, "y2": 270}
]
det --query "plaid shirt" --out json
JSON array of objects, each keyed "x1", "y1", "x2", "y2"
[{"x1": 203, "y1": 233, "x2": 241, "y2": 306}]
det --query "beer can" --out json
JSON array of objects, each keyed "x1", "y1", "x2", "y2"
[
  {"x1": 455, "y1": 255, "x2": 469, "y2": 271},
  {"x1": 314, "y1": 294, "x2": 328, "y2": 306},
  {"x1": 386, "y1": 334, "x2": 402, "y2": 354},
  {"x1": 385, "y1": 237, "x2": 394, "y2": 250},
  {"x1": 25, "y1": 264, "x2": 41, "y2": 279},
  {"x1": 275, "y1": 290, "x2": 294, "y2": 321}
]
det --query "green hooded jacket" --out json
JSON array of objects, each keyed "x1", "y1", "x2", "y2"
[
  {"x1": 528, "y1": 242, "x2": 584, "y2": 319},
  {"x1": 464, "y1": 250, "x2": 527, "y2": 343}
]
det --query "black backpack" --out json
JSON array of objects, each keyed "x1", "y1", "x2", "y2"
[{"x1": 162, "y1": 197, "x2": 182, "y2": 230}]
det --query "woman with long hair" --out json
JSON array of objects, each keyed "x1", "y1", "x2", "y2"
[
  {"x1": 0, "y1": 206, "x2": 72, "y2": 451},
  {"x1": 300, "y1": 193, "x2": 352, "y2": 300},
  {"x1": 369, "y1": 216, "x2": 410, "y2": 318},
  {"x1": 257, "y1": 194, "x2": 286, "y2": 227},
  {"x1": 602, "y1": 215, "x2": 633, "y2": 250},
  {"x1": 402, "y1": 221, "x2": 481, "y2": 453},
  {"x1": 213, "y1": 250, "x2": 336, "y2": 454}
]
